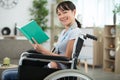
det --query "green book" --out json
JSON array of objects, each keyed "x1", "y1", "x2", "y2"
[{"x1": 17, "y1": 20, "x2": 49, "y2": 44}]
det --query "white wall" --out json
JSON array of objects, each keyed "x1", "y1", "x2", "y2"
[
  {"x1": 0, "y1": 0, "x2": 55, "y2": 50},
  {"x1": 0, "y1": 0, "x2": 32, "y2": 35},
  {"x1": 0, "y1": 0, "x2": 54, "y2": 36}
]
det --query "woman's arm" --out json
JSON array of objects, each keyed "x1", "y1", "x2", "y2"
[
  {"x1": 32, "y1": 44, "x2": 52, "y2": 55},
  {"x1": 32, "y1": 43, "x2": 59, "y2": 56},
  {"x1": 65, "y1": 39, "x2": 75, "y2": 58},
  {"x1": 32, "y1": 39, "x2": 75, "y2": 58}
]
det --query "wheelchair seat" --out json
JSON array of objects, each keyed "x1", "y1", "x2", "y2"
[{"x1": 18, "y1": 37, "x2": 84, "y2": 80}]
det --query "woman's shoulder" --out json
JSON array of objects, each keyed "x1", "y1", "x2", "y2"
[
  {"x1": 69, "y1": 28, "x2": 82, "y2": 35},
  {"x1": 71, "y1": 28, "x2": 81, "y2": 33},
  {"x1": 68, "y1": 28, "x2": 82, "y2": 38}
]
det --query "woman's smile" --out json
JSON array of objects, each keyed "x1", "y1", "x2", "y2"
[{"x1": 60, "y1": 17, "x2": 68, "y2": 22}]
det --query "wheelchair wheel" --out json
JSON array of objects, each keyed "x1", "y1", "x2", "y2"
[{"x1": 44, "y1": 69, "x2": 93, "y2": 80}]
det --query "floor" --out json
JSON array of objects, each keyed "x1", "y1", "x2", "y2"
[
  {"x1": 78, "y1": 66, "x2": 120, "y2": 80},
  {"x1": 0, "y1": 62, "x2": 120, "y2": 80}
]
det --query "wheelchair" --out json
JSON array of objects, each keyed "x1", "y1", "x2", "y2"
[{"x1": 18, "y1": 34, "x2": 97, "y2": 80}]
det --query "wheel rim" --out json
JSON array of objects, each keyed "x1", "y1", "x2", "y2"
[{"x1": 44, "y1": 69, "x2": 92, "y2": 80}]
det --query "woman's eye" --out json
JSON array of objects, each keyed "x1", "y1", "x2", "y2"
[
  {"x1": 63, "y1": 11, "x2": 67, "y2": 14},
  {"x1": 57, "y1": 13, "x2": 61, "y2": 16},
  {"x1": 57, "y1": 10, "x2": 68, "y2": 16}
]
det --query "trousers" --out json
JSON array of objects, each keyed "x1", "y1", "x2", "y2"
[{"x1": 2, "y1": 68, "x2": 18, "y2": 80}]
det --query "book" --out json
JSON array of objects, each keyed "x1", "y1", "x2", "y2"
[{"x1": 17, "y1": 20, "x2": 49, "y2": 44}]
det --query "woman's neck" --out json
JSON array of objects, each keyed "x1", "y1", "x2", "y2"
[{"x1": 65, "y1": 20, "x2": 76, "y2": 30}]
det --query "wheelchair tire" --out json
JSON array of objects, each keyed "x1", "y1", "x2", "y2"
[{"x1": 44, "y1": 69, "x2": 93, "y2": 80}]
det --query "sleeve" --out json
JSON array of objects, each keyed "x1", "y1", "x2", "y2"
[{"x1": 69, "y1": 28, "x2": 82, "y2": 40}]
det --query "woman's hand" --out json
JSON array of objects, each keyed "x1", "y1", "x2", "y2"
[
  {"x1": 32, "y1": 43, "x2": 53, "y2": 55},
  {"x1": 32, "y1": 43, "x2": 44, "y2": 53},
  {"x1": 31, "y1": 38, "x2": 58, "y2": 55},
  {"x1": 31, "y1": 37, "x2": 46, "y2": 54}
]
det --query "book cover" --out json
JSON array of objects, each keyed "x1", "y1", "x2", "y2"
[{"x1": 17, "y1": 20, "x2": 49, "y2": 44}]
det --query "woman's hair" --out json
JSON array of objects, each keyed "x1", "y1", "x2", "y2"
[{"x1": 56, "y1": 1, "x2": 81, "y2": 28}]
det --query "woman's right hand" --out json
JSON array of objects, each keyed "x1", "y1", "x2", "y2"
[{"x1": 31, "y1": 43, "x2": 46, "y2": 54}]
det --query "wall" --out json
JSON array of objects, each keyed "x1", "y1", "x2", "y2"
[
  {"x1": 0, "y1": 0, "x2": 54, "y2": 36},
  {"x1": 0, "y1": 0, "x2": 32, "y2": 35},
  {"x1": 0, "y1": 0, "x2": 55, "y2": 50}
]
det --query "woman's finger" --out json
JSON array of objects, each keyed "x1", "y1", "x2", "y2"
[{"x1": 32, "y1": 37, "x2": 38, "y2": 44}]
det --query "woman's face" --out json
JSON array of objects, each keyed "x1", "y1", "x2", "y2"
[{"x1": 57, "y1": 9, "x2": 76, "y2": 27}]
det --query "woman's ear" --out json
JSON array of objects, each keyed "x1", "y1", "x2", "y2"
[{"x1": 73, "y1": 9, "x2": 76, "y2": 16}]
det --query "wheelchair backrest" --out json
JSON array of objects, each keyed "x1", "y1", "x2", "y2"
[
  {"x1": 71, "y1": 37, "x2": 84, "y2": 69},
  {"x1": 72, "y1": 37, "x2": 84, "y2": 59}
]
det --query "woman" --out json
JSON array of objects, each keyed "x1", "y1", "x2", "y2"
[
  {"x1": 2, "y1": 1, "x2": 81, "y2": 80},
  {"x1": 32, "y1": 1, "x2": 81, "y2": 69}
]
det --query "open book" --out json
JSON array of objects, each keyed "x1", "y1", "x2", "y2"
[{"x1": 17, "y1": 20, "x2": 49, "y2": 44}]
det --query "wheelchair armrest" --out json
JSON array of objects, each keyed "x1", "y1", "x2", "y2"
[
  {"x1": 26, "y1": 53, "x2": 70, "y2": 61},
  {"x1": 19, "y1": 52, "x2": 71, "y2": 65},
  {"x1": 19, "y1": 52, "x2": 71, "y2": 66}
]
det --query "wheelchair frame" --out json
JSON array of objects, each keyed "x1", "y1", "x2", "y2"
[{"x1": 18, "y1": 34, "x2": 97, "y2": 80}]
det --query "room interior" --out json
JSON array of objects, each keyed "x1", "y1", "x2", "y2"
[{"x1": 0, "y1": 0, "x2": 120, "y2": 80}]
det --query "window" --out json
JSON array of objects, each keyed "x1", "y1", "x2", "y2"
[{"x1": 71, "y1": 0, "x2": 120, "y2": 27}]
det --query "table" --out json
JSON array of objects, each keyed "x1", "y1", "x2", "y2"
[{"x1": 0, "y1": 64, "x2": 18, "y2": 69}]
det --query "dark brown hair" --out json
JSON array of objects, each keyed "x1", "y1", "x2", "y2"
[{"x1": 56, "y1": 1, "x2": 81, "y2": 28}]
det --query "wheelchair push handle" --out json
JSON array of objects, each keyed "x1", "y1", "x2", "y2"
[{"x1": 83, "y1": 34, "x2": 97, "y2": 41}]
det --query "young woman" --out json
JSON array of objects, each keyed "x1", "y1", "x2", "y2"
[{"x1": 2, "y1": 1, "x2": 81, "y2": 80}]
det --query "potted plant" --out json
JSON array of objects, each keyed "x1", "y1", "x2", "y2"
[
  {"x1": 29, "y1": 0, "x2": 49, "y2": 31},
  {"x1": 112, "y1": 3, "x2": 120, "y2": 25}
]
